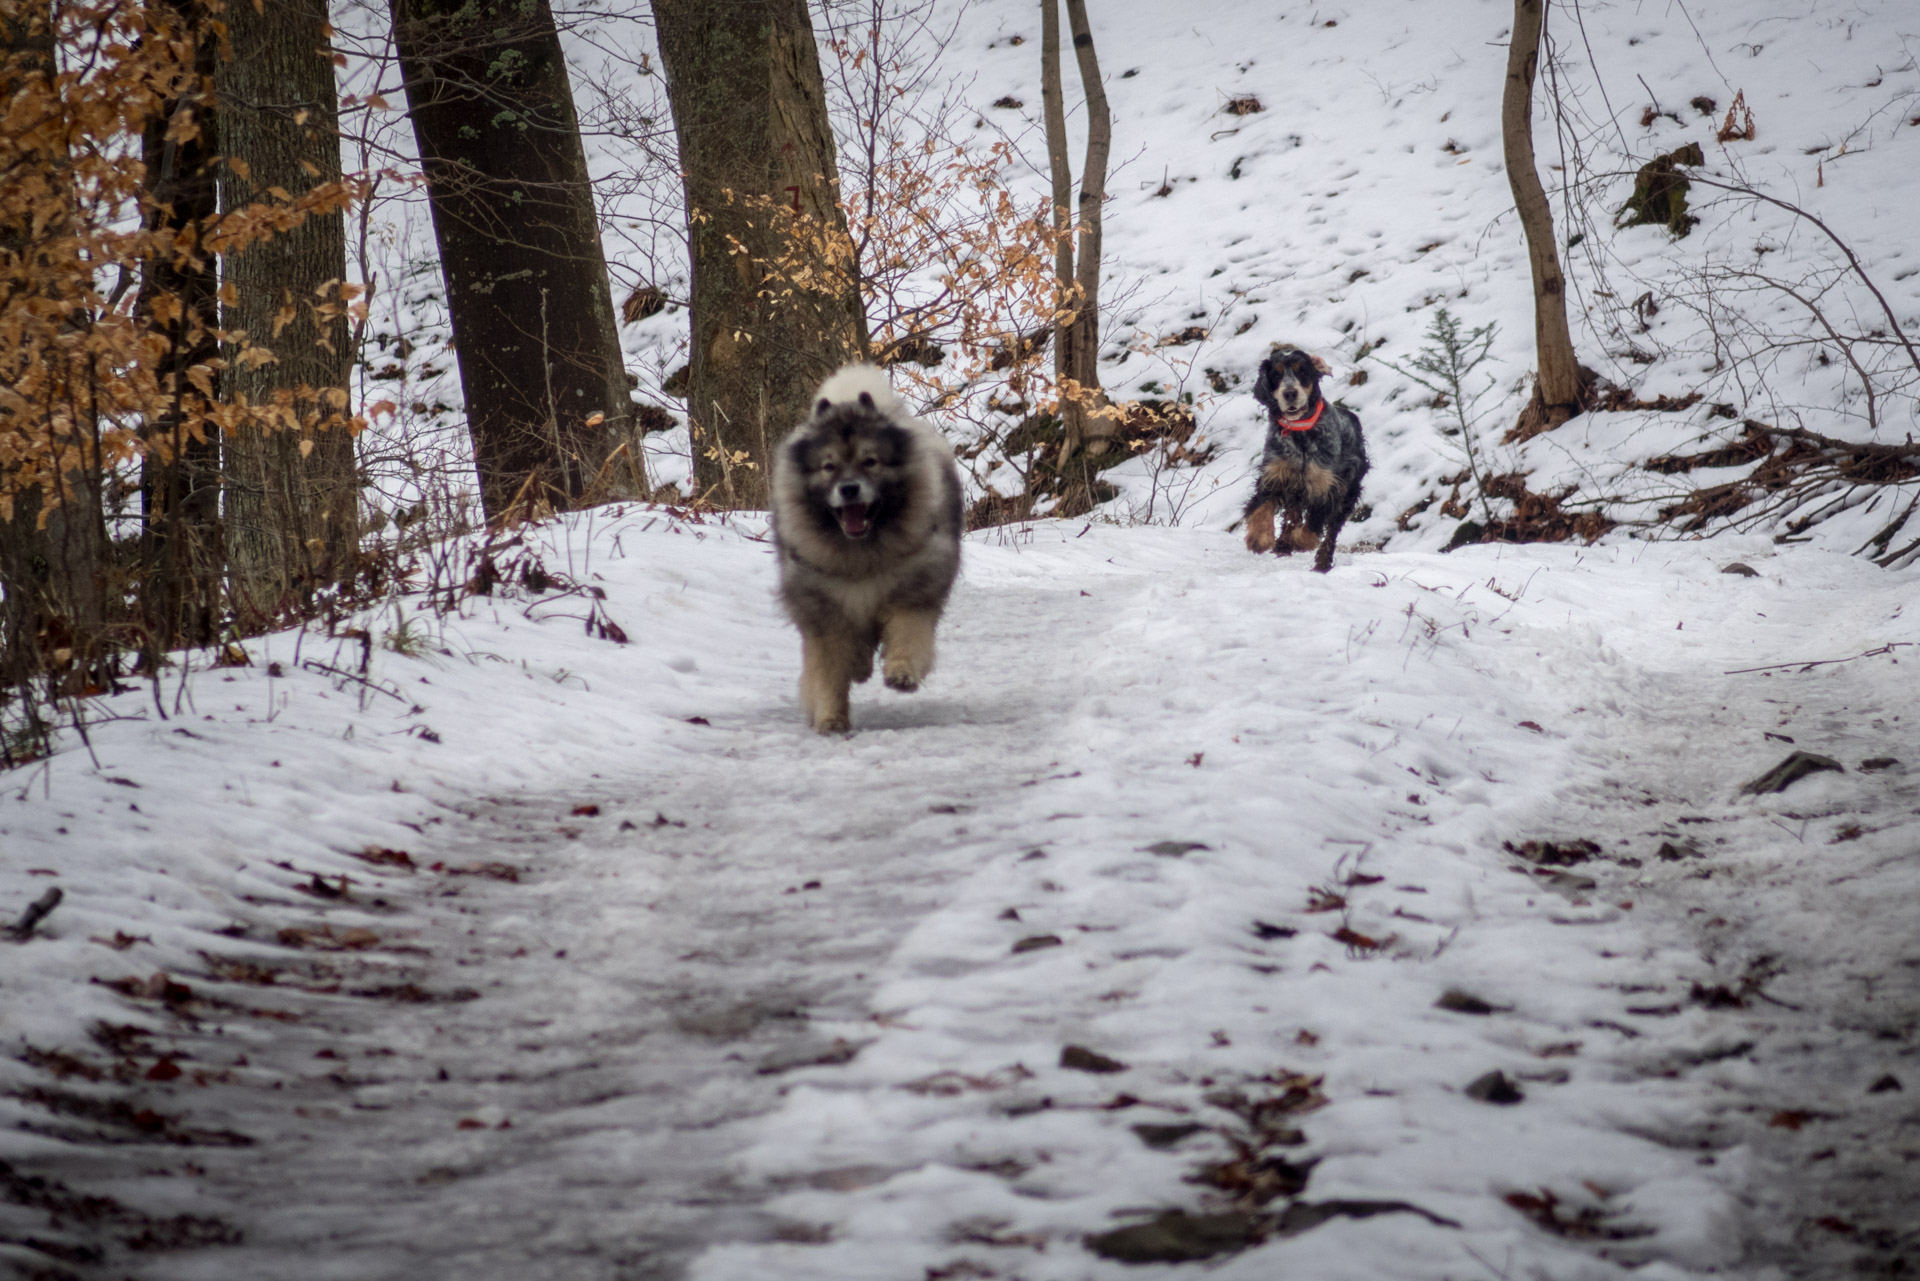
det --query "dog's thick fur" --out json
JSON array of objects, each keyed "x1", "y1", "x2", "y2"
[
  {"x1": 1242, "y1": 346, "x2": 1369, "y2": 572},
  {"x1": 771, "y1": 365, "x2": 963, "y2": 733}
]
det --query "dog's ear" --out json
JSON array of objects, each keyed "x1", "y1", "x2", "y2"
[
  {"x1": 1251, "y1": 356, "x2": 1281, "y2": 411},
  {"x1": 785, "y1": 432, "x2": 817, "y2": 473},
  {"x1": 815, "y1": 396, "x2": 832, "y2": 416},
  {"x1": 874, "y1": 422, "x2": 912, "y2": 464},
  {"x1": 857, "y1": 390, "x2": 875, "y2": 409},
  {"x1": 1310, "y1": 354, "x2": 1331, "y2": 376}
]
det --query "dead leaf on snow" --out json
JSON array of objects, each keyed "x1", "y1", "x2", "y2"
[
  {"x1": 441, "y1": 862, "x2": 522, "y2": 882},
  {"x1": 1305, "y1": 887, "x2": 1346, "y2": 914},
  {"x1": 898, "y1": 1065, "x2": 1034, "y2": 1096},
  {"x1": 1330, "y1": 926, "x2": 1387, "y2": 952},
  {"x1": 1060, "y1": 1044, "x2": 1128, "y2": 1074}
]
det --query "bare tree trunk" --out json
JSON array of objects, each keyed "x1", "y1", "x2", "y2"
[
  {"x1": 1502, "y1": 0, "x2": 1585, "y2": 435},
  {"x1": 1063, "y1": 0, "x2": 1112, "y2": 454},
  {"x1": 1, "y1": 0, "x2": 117, "y2": 705},
  {"x1": 218, "y1": 0, "x2": 359, "y2": 627},
  {"x1": 137, "y1": 0, "x2": 225, "y2": 656},
  {"x1": 653, "y1": 0, "x2": 867, "y2": 509},
  {"x1": 1040, "y1": 0, "x2": 1076, "y2": 425},
  {"x1": 392, "y1": 0, "x2": 637, "y2": 523},
  {"x1": 1038, "y1": 0, "x2": 1112, "y2": 507}
]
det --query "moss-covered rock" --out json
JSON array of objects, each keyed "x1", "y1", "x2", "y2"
[{"x1": 1617, "y1": 142, "x2": 1705, "y2": 237}]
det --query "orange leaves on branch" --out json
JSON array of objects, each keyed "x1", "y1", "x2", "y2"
[
  {"x1": 739, "y1": 26, "x2": 1076, "y2": 438},
  {"x1": 1, "y1": 0, "x2": 368, "y2": 525}
]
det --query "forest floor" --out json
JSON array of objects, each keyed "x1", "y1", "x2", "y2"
[{"x1": 3, "y1": 512, "x2": 1917, "y2": 1281}]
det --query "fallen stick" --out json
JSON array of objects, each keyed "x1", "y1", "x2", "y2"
[
  {"x1": 299, "y1": 659, "x2": 408, "y2": 702},
  {"x1": 7, "y1": 886, "x2": 62, "y2": 941},
  {"x1": 1725, "y1": 642, "x2": 1912, "y2": 675}
]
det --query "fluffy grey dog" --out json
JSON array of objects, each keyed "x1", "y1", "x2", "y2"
[
  {"x1": 770, "y1": 365, "x2": 963, "y2": 733},
  {"x1": 1242, "y1": 346, "x2": 1370, "y2": 572}
]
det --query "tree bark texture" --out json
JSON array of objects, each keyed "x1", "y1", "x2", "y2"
[
  {"x1": 391, "y1": 0, "x2": 636, "y2": 522},
  {"x1": 1, "y1": 0, "x2": 116, "y2": 699},
  {"x1": 217, "y1": 0, "x2": 358, "y2": 626},
  {"x1": 1063, "y1": 0, "x2": 1112, "y2": 451},
  {"x1": 1039, "y1": 0, "x2": 1112, "y2": 507},
  {"x1": 1501, "y1": 0, "x2": 1584, "y2": 431},
  {"x1": 1040, "y1": 0, "x2": 1074, "y2": 419},
  {"x1": 138, "y1": 0, "x2": 225, "y2": 653},
  {"x1": 652, "y1": 0, "x2": 867, "y2": 509}
]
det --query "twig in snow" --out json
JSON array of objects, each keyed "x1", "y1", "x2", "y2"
[
  {"x1": 300, "y1": 660, "x2": 408, "y2": 702},
  {"x1": 1724, "y1": 642, "x2": 1911, "y2": 675},
  {"x1": 7, "y1": 887, "x2": 63, "y2": 941}
]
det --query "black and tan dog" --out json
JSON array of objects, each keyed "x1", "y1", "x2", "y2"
[
  {"x1": 771, "y1": 365, "x2": 964, "y2": 734},
  {"x1": 1242, "y1": 346, "x2": 1369, "y2": 572}
]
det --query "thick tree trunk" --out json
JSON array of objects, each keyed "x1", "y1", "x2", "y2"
[
  {"x1": 391, "y1": 0, "x2": 637, "y2": 523},
  {"x1": 137, "y1": 0, "x2": 225, "y2": 655},
  {"x1": 652, "y1": 0, "x2": 867, "y2": 509},
  {"x1": 217, "y1": 0, "x2": 359, "y2": 627},
  {"x1": 1501, "y1": 0, "x2": 1584, "y2": 434},
  {"x1": 1, "y1": 0, "x2": 116, "y2": 701}
]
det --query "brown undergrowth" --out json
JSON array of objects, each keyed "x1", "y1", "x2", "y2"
[{"x1": 1649, "y1": 421, "x2": 1920, "y2": 550}]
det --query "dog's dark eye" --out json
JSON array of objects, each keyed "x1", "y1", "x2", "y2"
[{"x1": 859, "y1": 457, "x2": 877, "y2": 469}]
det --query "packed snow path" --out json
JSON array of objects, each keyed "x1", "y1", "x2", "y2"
[{"x1": 3, "y1": 517, "x2": 1916, "y2": 1280}]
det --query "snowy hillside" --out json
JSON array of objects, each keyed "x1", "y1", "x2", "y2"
[
  {"x1": 350, "y1": 0, "x2": 1920, "y2": 557},
  {"x1": 5, "y1": 2, "x2": 1920, "y2": 1279},
  {"x1": 587, "y1": 0, "x2": 1920, "y2": 555}
]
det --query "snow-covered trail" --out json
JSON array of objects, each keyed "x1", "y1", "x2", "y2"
[
  {"x1": 4, "y1": 518, "x2": 1917, "y2": 1281},
  {"x1": 34, "y1": 564, "x2": 1134, "y2": 1281}
]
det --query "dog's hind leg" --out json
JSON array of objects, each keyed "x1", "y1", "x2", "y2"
[
  {"x1": 799, "y1": 631, "x2": 856, "y2": 733},
  {"x1": 1244, "y1": 501, "x2": 1278, "y2": 553},
  {"x1": 1280, "y1": 505, "x2": 1315, "y2": 555},
  {"x1": 880, "y1": 609, "x2": 938, "y2": 692}
]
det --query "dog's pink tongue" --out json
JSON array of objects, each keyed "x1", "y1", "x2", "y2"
[{"x1": 838, "y1": 503, "x2": 869, "y2": 536}]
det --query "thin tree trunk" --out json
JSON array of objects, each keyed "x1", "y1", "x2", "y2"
[
  {"x1": 218, "y1": 0, "x2": 359, "y2": 627},
  {"x1": 1040, "y1": 0, "x2": 1076, "y2": 435},
  {"x1": 653, "y1": 0, "x2": 867, "y2": 509},
  {"x1": 392, "y1": 0, "x2": 637, "y2": 523},
  {"x1": 1063, "y1": 0, "x2": 1112, "y2": 453},
  {"x1": 1501, "y1": 0, "x2": 1584, "y2": 434},
  {"x1": 137, "y1": 0, "x2": 225, "y2": 656},
  {"x1": 1039, "y1": 0, "x2": 1111, "y2": 507}
]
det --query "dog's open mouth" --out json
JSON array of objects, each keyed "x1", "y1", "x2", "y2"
[{"x1": 835, "y1": 502, "x2": 871, "y2": 537}]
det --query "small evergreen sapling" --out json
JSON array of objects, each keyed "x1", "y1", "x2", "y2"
[{"x1": 1371, "y1": 308, "x2": 1502, "y2": 524}]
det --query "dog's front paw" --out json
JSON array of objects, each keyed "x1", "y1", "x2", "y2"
[
  {"x1": 1243, "y1": 502, "x2": 1277, "y2": 553},
  {"x1": 811, "y1": 710, "x2": 851, "y2": 733},
  {"x1": 880, "y1": 611, "x2": 936, "y2": 693},
  {"x1": 883, "y1": 657, "x2": 925, "y2": 693}
]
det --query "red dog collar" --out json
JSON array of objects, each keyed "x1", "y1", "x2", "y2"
[{"x1": 1277, "y1": 401, "x2": 1324, "y2": 432}]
